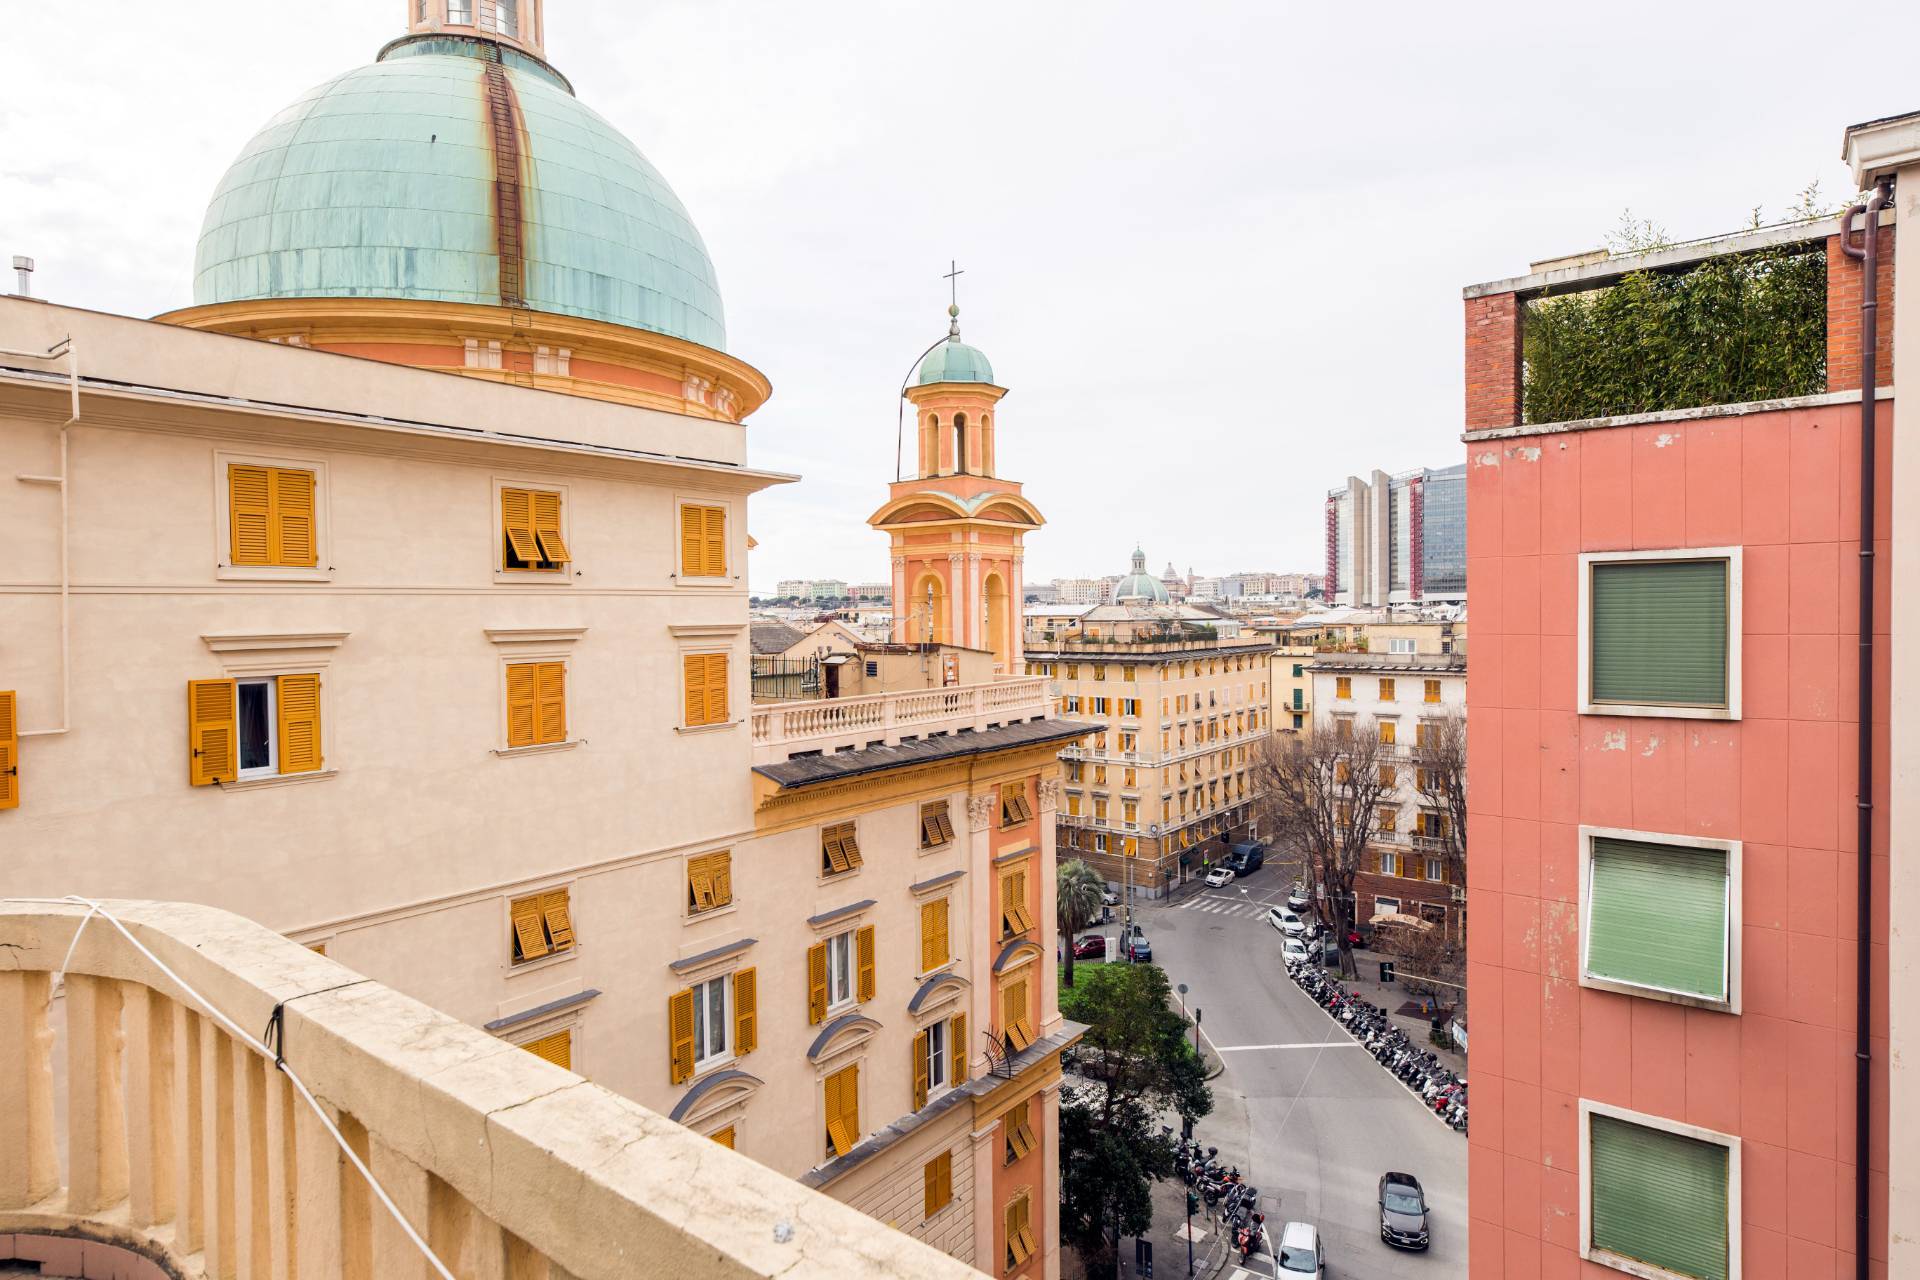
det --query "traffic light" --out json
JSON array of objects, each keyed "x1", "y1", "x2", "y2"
[{"x1": 1187, "y1": 1191, "x2": 1200, "y2": 1217}]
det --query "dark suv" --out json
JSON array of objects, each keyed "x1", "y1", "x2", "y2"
[
  {"x1": 1225, "y1": 842, "x2": 1266, "y2": 873},
  {"x1": 1378, "y1": 1172, "x2": 1430, "y2": 1250}
]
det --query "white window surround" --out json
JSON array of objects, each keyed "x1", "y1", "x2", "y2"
[
  {"x1": 670, "y1": 623, "x2": 744, "y2": 735},
  {"x1": 1578, "y1": 1098, "x2": 1741, "y2": 1280},
  {"x1": 1578, "y1": 825, "x2": 1741, "y2": 1014},
  {"x1": 1577, "y1": 546, "x2": 1742, "y2": 721},
  {"x1": 212, "y1": 450, "x2": 333, "y2": 583},
  {"x1": 673, "y1": 492, "x2": 739, "y2": 586},
  {"x1": 199, "y1": 633, "x2": 346, "y2": 789},
  {"x1": 922, "y1": 1016, "x2": 951, "y2": 1102},
  {"x1": 485, "y1": 629, "x2": 586, "y2": 755},
  {"x1": 491, "y1": 475, "x2": 574, "y2": 585},
  {"x1": 690, "y1": 973, "x2": 733, "y2": 1073},
  {"x1": 825, "y1": 930, "x2": 856, "y2": 1012}
]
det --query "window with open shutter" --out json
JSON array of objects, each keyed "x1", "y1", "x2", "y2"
[
  {"x1": 1589, "y1": 1112, "x2": 1730, "y2": 1280},
  {"x1": 500, "y1": 487, "x2": 542, "y2": 569},
  {"x1": 509, "y1": 890, "x2": 572, "y2": 963},
  {"x1": 688, "y1": 850, "x2": 733, "y2": 914},
  {"x1": 275, "y1": 673, "x2": 323, "y2": 774},
  {"x1": 921, "y1": 898, "x2": 949, "y2": 972},
  {"x1": 1005, "y1": 1193, "x2": 1036, "y2": 1269},
  {"x1": 668, "y1": 989, "x2": 695, "y2": 1084},
  {"x1": 1003, "y1": 1098, "x2": 1036, "y2": 1164},
  {"x1": 1001, "y1": 976, "x2": 1034, "y2": 1052},
  {"x1": 806, "y1": 942, "x2": 828, "y2": 1025},
  {"x1": 520, "y1": 1028, "x2": 571, "y2": 1071},
  {"x1": 188, "y1": 678, "x2": 238, "y2": 786},
  {"x1": 531, "y1": 490, "x2": 570, "y2": 565},
  {"x1": 0, "y1": 690, "x2": 19, "y2": 810},
  {"x1": 824, "y1": 1062, "x2": 859, "y2": 1158},
  {"x1": 920, "y1": 800, "x2": 955, "y2": 848},
  {"x1": 822, "y1": 821, "x2": 862, "y2": 875},
  {"x1": 999, "y1": 785, "x2": 1033, "y2": 828},
  {"x1": 1588, "y1": 556, "x2": 1732, "y2": 710},
  {"x1": 732, "y1": 967, "x2": 757, "y2": 1056},
  {"x1": 1585, "y1": 835, "x2": 1730, "y2": 1004},
  {"x1": 1000, "y1": 866, "x2": 1033, "y2": 937}
]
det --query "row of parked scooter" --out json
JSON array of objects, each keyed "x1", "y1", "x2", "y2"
[
  {"x1": 1285, "y1": 958, "x2": 1469, "y2": 1134},
  {"x1": 1175, "y1": 1137, "x2": 1268, "y2": 1264}
]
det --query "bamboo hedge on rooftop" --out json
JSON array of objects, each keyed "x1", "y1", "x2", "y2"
[{"x1": 1522, "y1": 240, "x2": 1828, "y2": 424}]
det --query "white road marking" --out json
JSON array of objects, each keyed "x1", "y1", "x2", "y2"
[{"x1": 1215, "y1": 1041, "x2": 1364, "y2": 1052}]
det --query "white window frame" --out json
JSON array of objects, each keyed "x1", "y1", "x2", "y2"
[
  {"x1": 234, "y1": 676, "x2": 280, "y2": 780},
  {"x1": 923, "y1": 1017, "x2": 950, "y2": 1101},
  {"x1": 1578, "y1": 1098, "x2": 1741, "y2": 1280},
  {"x1": 1424, "y1": 856, "x2": 1444, "y2": 882},
  {"x1": 690, "y1": 972, "x2": 733, "y2": 1073},
  {"x1": 1577, "y1": 547, "x2": 1742, "y2": 721},
  {"x1": 491, "y1": 476, "x2": 574, "y2": 585},
  {"x1": 212, "y1": 450, "x2": 333, "y2": 583},
  {"x1": 1579, "y1": 825, "x2": 1741, "y2": 1014},
  {"x1": 825, "y1": 930, "x2": 856, "y2": 1011}
]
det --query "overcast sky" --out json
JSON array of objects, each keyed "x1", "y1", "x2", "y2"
[{"x1": 8, "y1": 2, "x2": 1917, "y2": 592}]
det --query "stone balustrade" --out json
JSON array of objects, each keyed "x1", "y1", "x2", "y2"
[
  {"x1": 0, "y1": 899, "x2": 984, "y2": 1280},
  {"x1": 750, "y1": 676, "x2": 1050, "y2": 764}
]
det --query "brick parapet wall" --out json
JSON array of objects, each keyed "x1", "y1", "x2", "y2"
[
  {"x1": 1463, "y1": 292, "x2": 1523, "y2": 431},
  {"x1": 1827, "y1": 223, "x2": 1896, "y2": 392}
]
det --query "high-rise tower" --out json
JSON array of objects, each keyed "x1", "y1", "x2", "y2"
[{"x1": 870, "y1": 305, "x2": 1043, "y2": 672}]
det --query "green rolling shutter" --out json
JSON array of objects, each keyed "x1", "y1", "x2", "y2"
[
  {"x1": 1590, "y1": 1113, "x2": 1730, "y2": 1280},
  {"x1": 1590, "y1": 558, "x2": 1729, "y2": 707},
  {"x1": 1586, "y1": 837, "x2": 1728, "y2": 1001}
]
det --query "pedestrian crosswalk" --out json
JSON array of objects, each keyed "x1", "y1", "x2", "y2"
[{"x1": 1172, "y1": 894, "x2": 1266, "y2": 918}]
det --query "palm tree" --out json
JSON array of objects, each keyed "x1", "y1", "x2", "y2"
[{"x1": 1057, "y1": 858, "x2": 1107, "y2": 988}]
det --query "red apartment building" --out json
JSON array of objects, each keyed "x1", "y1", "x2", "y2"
[{"x1": 1461, "y1": 111, "x2": 1920, "y2": 1280}]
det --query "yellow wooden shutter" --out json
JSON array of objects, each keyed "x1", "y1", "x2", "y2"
[
  {"x1": 705, "y1": 653, "x2": 730, "y2": 724},
  {"x1": 0, "y1": 690, "x2": 18, "y2": 810},
  {"x1": 856, "y1": 925, "x2": 875, "y2": 1002},
  {"x1": 187, "y1": 678, "x2": 238, "y2": 786},
  {"x1": 711, "y1": 1125, "x2": 735, "y2": 1149},
  {"x1": 733, "y1": 967, "x2": 757, "y2": 1056},
  {"x1": 950, "y1": 1012, "x2": 967, "y2": 1084},
  {"x1": 521, "y1": 1028, "x2": 571, "y2": 1070},
  {"x1": 274, "y1": 673, "x2": 323, "y2": 774},
  {"x1": 825, "y1": 1062, "x2": 859, "y2": 1157},
  {"x1": 505, "y1": 663, "x2": 537, "y2": 748},
  {"x1": 702, "y1": 504, "x2": 727, "y2": 577},
  {"x1": 272, "y1": 467, "x2": 317, "y2": 567},
  {"x1": 510, "y1": 896, "x2": 548, "y2": 962},
  {"x1": 534, "y1": 661, "x2": 567, "y2": 744},
  {"x1": 711, "y1": 850, "x2": 732, "y2": 907},
  {"x1": 500, "y1": 488, "x2": 540, "y2": 566},
  {"x1": 924, "y1": 1151, "x2": 951, "y2": 1218},
  {"x1": 668, "y1": 988, "x2": 695, "y2": 1084},
  {"x1": 921, "y1": 899, "x2": 948, "y2": 972},
  {"x1": 228, "y1": 465, "x2": 272, "y2": 565},
  {"x1": 679, "y1": 505, "x2": 704, "y2": 576},
  {"x1": 807, "y1": 942, "x2": 828, "y2": 1025},
  {"x1": 539, "y1": 890, "x2": 574, "y2": 951},
  {"x1": 681, "y1": 653, "x2": 706, "y2": 726},
  {"x1": 531, "y1": 490, "x2": 570, "y2": 564},
  {"x1": 912, "y1": 1029, "x2": 929, "y2": 1111}
]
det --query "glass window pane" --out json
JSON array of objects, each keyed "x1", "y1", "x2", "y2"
[
  {"x1": 706, "y1": 977, "x2": 727, "y2": 1057},
  {"x1": 238, "y1": 681, "x2": 273, "y2": 772},
  {"x1": 1590, "y1": 559, "x2": 1729, "y2": 707},
  {"x1": 1587, "y1": 837, "x2": 1728, "y2": 1001},
  {"x1": 692, "y1": 984, "x2": 708, "y2": 1061}
]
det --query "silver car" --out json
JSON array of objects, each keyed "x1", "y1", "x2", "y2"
[{"x1": 1277, "y1": 1221, "x2": 1325, "y2": 1278}]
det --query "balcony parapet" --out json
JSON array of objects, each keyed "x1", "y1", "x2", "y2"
[
  {"x1": 751, "y1": 675, "x2": 1050, "y2": 765},
  {"x1": 0, "y1": 898, "x2": 981, "y2": 1280}
]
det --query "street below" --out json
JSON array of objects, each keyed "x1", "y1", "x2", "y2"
[{"x1": 1082, "y1": 862, "x2": 1465, "y2": 1280}]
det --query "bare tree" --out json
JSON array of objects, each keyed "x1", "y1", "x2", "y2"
[
  {"x1": 1411, "y1": 708, "x2": 1469, "y2": 944},
  {"x1": 1253, "y1": 722, "x2": 1392, "y2": 976}
]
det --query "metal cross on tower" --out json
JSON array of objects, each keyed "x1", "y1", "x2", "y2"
[{"x1": 943, "y1": 260, "x2": 964, "y2": 308}]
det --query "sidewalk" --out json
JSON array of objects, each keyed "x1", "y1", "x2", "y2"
[{"x1": 1309, "y1": 946, "x2": 1468, "y2": 1079}]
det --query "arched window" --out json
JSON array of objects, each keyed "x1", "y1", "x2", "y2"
[{"x1": 953, "y1": 413, "x2": 968, "y2": 474}]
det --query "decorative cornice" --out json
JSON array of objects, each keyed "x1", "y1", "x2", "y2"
[
  {"x1": 667, "y1": 937, "x2": 756, "y2": 975},
  {"x1": 669, "y1": 623, "x2": 747, "y2": 641},
  {"x1": 201, "y1": 631, "x2": 350, "y2": 654},
  {"x1": 483, "y1": 626, "x2": 587, "y2": 646},
  {"x1": 807, "y1": 1013, "x2": 883, "y2": 1064},
  {"x1": 483, "y1": 988, "x2": 600, "y2": 1032}
]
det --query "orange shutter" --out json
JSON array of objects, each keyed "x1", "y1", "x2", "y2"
[
  {"x1": 521, "y1": 1029, "x2": 571, "y2": 1070},
  {"x1": 702, "y1": 505, "x2": 727, "y2": 577},
  {"x1": 505, "y1": 664, "x2": 537, "y2": 747},
  {"x1": 501, "y1": 488, "x2": 539, "y2": 566},
  {"x1": 272, "y1": 467, "x2": 317, "y2": 567},
  {"x1": 188, "y1": 679, "x2": 238, "y2": 785},
  {"x1": 228, "y1": 465, "x2": 272, "y2": 565},
  {"x1": 668, "y1": 988, "x2": 695, "y2": 1084},
  {"x1": 531, "y1": 490, "x2": 570, "y2": 564},
  {"x1": 733, "y1": 967, "x2": 757, "y2": 1055},
  {"x1": 710, "y1": 1125, "x2": 735, "y2": 1149},
  {"x1": 682, "y1": 653, "x2": 707, "y2": 726},
  {"x1": 950, "y1": 1012, "x2": 967, "y2": 1084},
  {"x1": 539, "y1": 890, "x2": 574, "y2": 951},
  {"x1": 855, "y1": 925, "x2": 875, "y2": 1002},
  {"x1": 679, "y1": 505, "x2": 704, "y2": 576},
  {"x1": 274, "y1": 673, "x2": 323, "y2": 774},
  {"x1": 534, "y1": 662, "x2": 567, "y2": 744},
  {"x1": 0, "y1": 690, "x2": 17, "y2": 810},
  {"x1": 704, "y1": 653, "x2": 729, "y2": 724},
  {"x1": 912, "y1": 1029, "x2": 929, "y2": 1111},
  {"x1": 807, "y1": 942, "x2": 828, "y2": 1025},
  {"x1": 510, "y1": 896, "x2": 548, "y2": 962}
]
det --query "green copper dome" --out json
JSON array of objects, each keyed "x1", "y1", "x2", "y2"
[
  {"x1": 1116, "y1": 546, "x2": 1171, "y2": 604},
  {"x1": 192, "y1": 38, "x2": 727, "y2": 351},
  {"x1": 917, "y1": 336, "x2": 995, "y2": 386}
]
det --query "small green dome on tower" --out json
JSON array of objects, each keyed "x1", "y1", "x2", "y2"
[{"x1": 916, "y1": 305, "x2": 995, "y2": 385}]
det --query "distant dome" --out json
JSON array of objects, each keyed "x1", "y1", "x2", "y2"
[
  {"x1": 917, "y1": 337, "x2": 995, "y2": 386},
  {"x1": 1115, "y1": 546, "x2": 1171, "y2": 603},
  {"x1": 191, "y1": 36, "x2": 726, "y2": 350}
]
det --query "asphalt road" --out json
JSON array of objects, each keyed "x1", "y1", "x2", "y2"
[{"x1": 1123, "y1": 864, "x2": 1465, "y2": 1280}]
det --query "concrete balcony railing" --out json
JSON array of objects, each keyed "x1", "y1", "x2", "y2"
[
  {"x1": 0, "y1": 899, "x2": 981, "y2": 1280},
  {"x1": 750, "y1": 675, "x2": 1050, "y2": 764}
]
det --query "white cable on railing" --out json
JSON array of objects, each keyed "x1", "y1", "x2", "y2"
[{"x1": 10, "y1": 896, "x2": 459, "y2": 1280}]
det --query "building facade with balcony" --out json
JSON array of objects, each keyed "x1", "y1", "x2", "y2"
[
  {"x1": 1025, "y1": 557, "x2": 1277, "y2": 900},
  {"x1": 1460, "y1": 114, "x2": 1920, "y2": 1280},
  {"x1": 0, "y1": 3, "x2": 1087, "y2": 1274}
]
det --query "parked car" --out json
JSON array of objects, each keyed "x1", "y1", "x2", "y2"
[
  {"x1": 1287, "y1": 883, "x2": 1312, "y2": 913},
  {"x1": 1276, "y1": 1221, "x2": 1325, "y2": 1277},
  {"x1": 1204, "y1": 866, "x2": 1235, "y2": 888},
  {"x1": 1101, "y1": 889, "x2": 1120, "y2": 906},
  {"x1": 1378, "y1": 1172, "x2": 1431, "y2": 1250},
  {"x1": 1125, "y1": 934, "x2": 1153, "y2": 962},
  {"x1": 1265, "y1": 907, "x2": 1308, "y2": 938},
  {"x1": 1072, "y1": 934, "x2": 1108, "y2": 961},
  {"x1": 1281, "y1": 937, "x2": 1312, "y2": 964},
  {"x1": 1225, "y1": 842, "x2": 1266, "y2": 873}
]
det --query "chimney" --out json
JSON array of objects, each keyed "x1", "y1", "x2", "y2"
[{"x1": 11, "y1": 255, "x2": 34, "y2": 297}]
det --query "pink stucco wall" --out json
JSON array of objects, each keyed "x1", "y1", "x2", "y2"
[{"x1": 1464, "y1": 400, "x2": 1893, "y2": 1279}]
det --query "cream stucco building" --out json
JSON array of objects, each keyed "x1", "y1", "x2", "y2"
[{"x1": 0, "y1": 3, "x2": 1085, "y2": 1275}]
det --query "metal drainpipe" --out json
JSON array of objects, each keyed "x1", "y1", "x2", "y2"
[
  {"x1": 1838, "y1": 180, "x2": 1891, "y2": 1280},
  {"x1": 5, "y1": 337, "x2": 78, "y2": 737}
]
